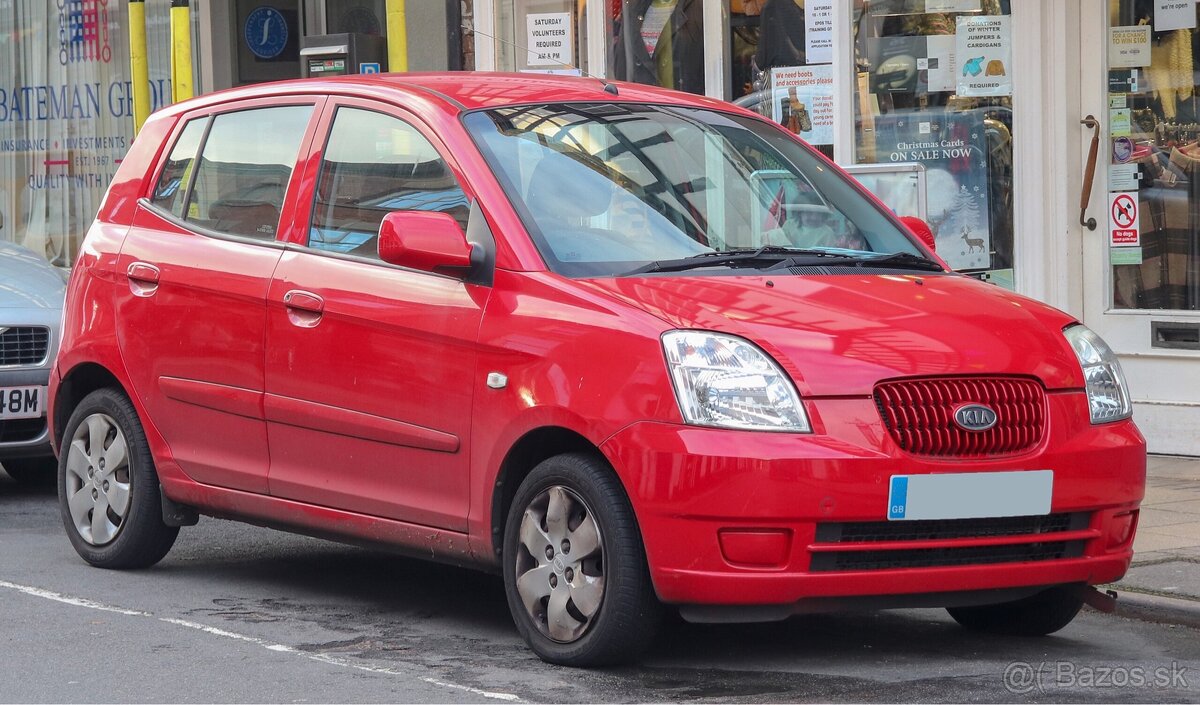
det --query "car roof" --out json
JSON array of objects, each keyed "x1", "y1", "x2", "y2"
[{"x1": 153, "y1": 72, "x2": 748, "y2": 118}]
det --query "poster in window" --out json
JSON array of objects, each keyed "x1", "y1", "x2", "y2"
[
  {"x1": 868, "y1": 35, "x2": 955, "y2": 95},
  {"x1": 874, "y1": 110, "x2": 992, "y2": 270},
  {"x1": 769, "y1": 65, "x2": 834, "y2": 146},
  {"x1": 955, "y1": 15, "x2": 1012, "y2": 97}
]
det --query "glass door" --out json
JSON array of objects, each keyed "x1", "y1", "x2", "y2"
[{"x1": 1083, "y1": 0, "x2": 1200, "y2": 455}]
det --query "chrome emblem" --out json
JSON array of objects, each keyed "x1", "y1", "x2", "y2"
[{"x1": 953, "y1": 403, "x2": 998, "y2": 432}]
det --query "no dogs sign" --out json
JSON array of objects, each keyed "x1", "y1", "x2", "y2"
[{"x1": 1109, "y1": 191, "x2": 1140, "y2": 246}]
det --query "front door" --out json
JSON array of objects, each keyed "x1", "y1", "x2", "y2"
[
  {"x1": 1081, "y1": 0, "x2": 1200, "y2": 455},
  {"x1": 263, "y1": 99, "x2": 485, "y2": 531}
]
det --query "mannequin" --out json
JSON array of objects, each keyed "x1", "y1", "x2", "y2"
[{"x1": 611, "y1": 0, "x2": 705, "y2": 93}]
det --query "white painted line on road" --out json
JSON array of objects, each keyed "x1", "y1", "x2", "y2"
[
  {"x1": 1, "y1": 580, "x2": 522, "y2": 702},
  {"x1": 159, "y1": 617, "x2": 300, "y2": 651},
  {"x1": 0, "y1": 579, "x2": 151, "y2": 617}
]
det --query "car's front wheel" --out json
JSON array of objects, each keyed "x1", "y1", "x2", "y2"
[
  {"x1": 502, "y1": 452, "x2": 660, "y2": 666},
  {"x1": 947, "y1": 584, "x2": 1086, "y2": 636},
  {"x1": 58, "y1": 388, "x2": 179, "y2": 569}
]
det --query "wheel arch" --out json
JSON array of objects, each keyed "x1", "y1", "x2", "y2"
[
  {"x1": 53, "y1": 362, "x2": 129, "y2": 453},
  {"x1": 490, "y1": 426, "x2": 607, "y2": 559}
]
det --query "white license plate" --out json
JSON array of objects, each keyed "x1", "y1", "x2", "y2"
[
  {"x1": 887, "y1": 470, "x2": 1053, "y2": 521},
  {"x1": 0, "y1": 386, "x2": 47, "y2": 420}
]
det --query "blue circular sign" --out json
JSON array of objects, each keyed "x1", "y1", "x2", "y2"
[{"x1": 245, "y1": 6, "x2": 288, "y2": 60}]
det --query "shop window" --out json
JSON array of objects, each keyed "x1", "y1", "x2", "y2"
[
  {"x1": 853, "y1": 1, "x2": 1014, "y2": 283},
  {"x1": 608, "y1": 0, "x2": 706, "y2": 94},
  {"x1": 1108, "y1": 0, "x2": 1200, "y2": 310},
  {"x1": 309, "y1": 108, "x2": 468, "y2": 259},
  {"x1": 184, "y1": 105, "x2": 314, "y2": 240},
  {"x1": 494, "y1": 0, "x2": 589, "y2": 76},
  {"x1": 150, "y1": 119, "x2": 208, "y2": 219}
]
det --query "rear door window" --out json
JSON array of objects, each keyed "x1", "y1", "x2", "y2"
[
  {"x1": 150, "y1": 118, "x2": 207, "y2": 219},
  {"x1": 308, "y1": 107, "x2": 469, "y2": 259},
  {"x1": 184, "y1": 105, "x2": 314, "y2": 240}
]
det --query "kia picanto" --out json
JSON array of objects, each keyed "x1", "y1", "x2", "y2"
[{"x1": 51, "y1": 73, "x2": 1145, "y2": 666}]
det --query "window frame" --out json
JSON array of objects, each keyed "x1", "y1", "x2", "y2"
[
  {"x1": 284, "y1": 96, "x2": 481, "y2": 273},
  {"x1": 141, "y1": 95, "x2": 327, "y2": 249}
]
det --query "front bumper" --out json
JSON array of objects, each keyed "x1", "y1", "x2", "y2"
[
  {"x1": 0, "y1": 366, "x2": 53, "y2": 460},
  {"x1": 600, "y1": 390, "x2": 1145, "y2": 608}
]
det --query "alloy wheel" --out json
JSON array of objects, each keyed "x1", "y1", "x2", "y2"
[
  {"x1": 513, "y1": 485, "x2": 606, "y2": 643},
  {"x1": 64, "y1": 413, "x2": 132, "y2": 545}
]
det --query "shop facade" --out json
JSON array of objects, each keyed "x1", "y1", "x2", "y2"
[
  {"x1": 1, "y1": 0, "x2": 459, "y2": 266},
  {"x1": 3, "y1": 0, "x2": 1199, "y2": 454},
  {"x1": 477, "y1": 0, "x2": 1200, "y2": 455}
]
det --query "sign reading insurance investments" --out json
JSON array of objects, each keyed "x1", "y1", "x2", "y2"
[{"x1": 0, "y1": 0, "x2": 177, "y2": 266}]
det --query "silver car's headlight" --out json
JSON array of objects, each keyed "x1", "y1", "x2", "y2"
[
  {"x1": 662, "y1": 331, "x2": 810, "y2": 432},
  {"x1": 1063, "y1": 324, "x2": 1132, "y2": 424}
]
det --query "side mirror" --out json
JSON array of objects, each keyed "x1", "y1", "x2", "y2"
[
  {"x1": 378, "y1": 211, "x2": 473, "y2": 275},
  {"x1": 898, "y1": 215, "x2": 937, "y2": 252}
]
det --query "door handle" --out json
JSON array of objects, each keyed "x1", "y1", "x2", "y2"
[
  {"x1": 283, "y1": 289, "x2": 324, "y2": 313},
  {"x1": 282, "y1": 289, "x2": 324, "y2": 328},
  {"x1": 126, "y1": 261, "x2": 160, "y2": 297},
  {"x1": 1079, "y1": 115, "x2": 1101, "y2": 231},
  {"x1": 127, "y1": 261, "x2": 160, "y2": 283}
]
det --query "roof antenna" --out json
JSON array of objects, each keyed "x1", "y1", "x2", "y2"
[{"x1": 463, "y1": 23, "x2": 619, "y2": 96}]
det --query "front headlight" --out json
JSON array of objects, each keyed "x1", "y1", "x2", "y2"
[
  {"x1": 1063, "y1": 324, "x2": 1132, "y2": 424},
  {"x1": 662, "y1": 331, "x2": 810, "y2": 432}
]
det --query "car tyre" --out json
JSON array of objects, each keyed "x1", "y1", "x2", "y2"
[
  {"x1": 2, "y1": 456, "x2": 58, "y2": 486},
  {"x1": 503, "y1": 452, "x2": 660, "y2": 666},
  {"x1": 58, "y1": 388, "x2": 179, "y2": 569},
  {"x1": 946, "y1": 584, "x2": 1086, "y2": 636}
]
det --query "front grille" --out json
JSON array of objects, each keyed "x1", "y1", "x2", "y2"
[
  {"x1": 0, "y1": 326, "x2": 50, "y2": 366},
  {"x1": 809, "y1": 540, "x2": 1085, "y2": 572},
  {"x1": 0, "y1": 418, "x2": 46, "y2": 443},
  {"x1": 815, "y1": 513, "x2": 1089, "y2": 543},
  {"x1": 874, "y1": 376, "x2": 1046, "y2": 457}
]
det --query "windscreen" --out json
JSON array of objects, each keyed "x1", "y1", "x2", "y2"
[{"x1": 464, "y1": 103, "x2": 922, "y2": 277}]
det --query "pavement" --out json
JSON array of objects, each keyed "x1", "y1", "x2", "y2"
[{"x1": 1107, "y1": 454, "x2": 1200, "y2": 621}]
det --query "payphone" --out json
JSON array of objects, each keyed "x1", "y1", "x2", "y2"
[{"x1": 300, "y1": 33, "x2": 388, "y2": 77}]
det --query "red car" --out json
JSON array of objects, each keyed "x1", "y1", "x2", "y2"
[{"x1": 51, "y1": 73, "x2": 1144, "y2": 666}]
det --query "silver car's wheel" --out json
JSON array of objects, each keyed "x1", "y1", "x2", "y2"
[
  {"x1": 58, "y1": 388, "x2": 179, "y2": 569},
  {"x1": 514, "y1": 485, "x2": 606, "y2": 643},
  {"x1": 64, "y1": 413, "x2": 132, "y2": 546}
]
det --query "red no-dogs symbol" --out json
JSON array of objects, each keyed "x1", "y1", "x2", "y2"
[{"x1": 1111, "y1": 194, "x2": 1137, "y2": 229}]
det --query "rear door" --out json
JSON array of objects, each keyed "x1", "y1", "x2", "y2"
[
  {"x1": 263, "y1": 98, "x2": 487, "y2": 530},
  {"x1": 116, "y1": 98, "x2": 323, "y2": 493}
]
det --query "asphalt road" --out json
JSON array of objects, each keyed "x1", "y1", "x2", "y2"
[{"x1": 2, "y1": 474, "x2": 1199, "y2": 704}]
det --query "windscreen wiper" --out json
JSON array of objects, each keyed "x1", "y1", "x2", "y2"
[
  {"x1": 762, "y1": 250, "x2": 946, "y2": 273},
  {"x1": 628, "y1": 246, "x2": 851, "y2": 275}
]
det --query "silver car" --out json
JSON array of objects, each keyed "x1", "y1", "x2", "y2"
[{"x1": 1, "y1": 240, "x2": 66, "y2": 484}]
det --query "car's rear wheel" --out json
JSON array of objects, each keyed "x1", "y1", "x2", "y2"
[
  {"x1": 947, "y1": 584, "x2": 1086, "y2": 636},
  {"x1": 2, "y1": 457, "x2": 58, "y2": 486},
  {"x1": 502, "y1": 452, "x2": 660, "y2": 666},
  {"x1": 58, "y1": 388, "x2": 178, "y2": 569}
]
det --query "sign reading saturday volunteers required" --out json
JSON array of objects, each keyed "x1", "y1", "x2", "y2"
[{"x1": 526, "y1": 13, "x2": 572, "y2": 67}]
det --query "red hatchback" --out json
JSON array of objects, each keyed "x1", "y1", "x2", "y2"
[{"x1": 52, "y1": 73, "x2": 1145, "y2": 666}]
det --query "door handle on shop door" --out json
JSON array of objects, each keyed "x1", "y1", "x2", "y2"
[{"x1": 1079, "y1": 115, "x2": 1100, "y2": 231}]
